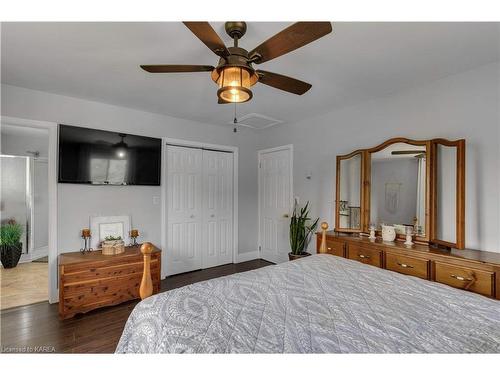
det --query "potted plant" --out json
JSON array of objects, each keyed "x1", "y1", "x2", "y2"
[
  {"x1": 0, "y1": 220, "x2": 24, "y2": 268},
  {"x1": 289, "y1": 201, "x2": 319, "y2": 261}
]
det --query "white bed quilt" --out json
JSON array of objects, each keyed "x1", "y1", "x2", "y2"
[{"x1": 116, "y1": 254, "x2": 500, "y2": 353}]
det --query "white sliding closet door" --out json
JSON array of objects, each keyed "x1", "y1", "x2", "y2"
[
  {"x1": 166, "y1": 146, "x2": 203, "y2": 275},
  {"x1": 166, "y1": 146, "x2": 234, "y2": 275},
  {"x1": 202, "y1": 150, "x2": 233, "y2": 269}
]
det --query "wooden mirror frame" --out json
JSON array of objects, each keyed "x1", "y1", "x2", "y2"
[
  {"x1": 364, "y1": 138, "x2": 432, "y2": 244},
  {"x1": 334, "y1": 137, "x2": 466, "y2": 249},
  {"x1": 430, "y1": 138, "x2": 466, "y2": 249},
  {"x1": 335, "y1": 151, "x2": 364, "y2": 233}
]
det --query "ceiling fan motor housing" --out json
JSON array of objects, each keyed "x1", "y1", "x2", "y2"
[
  {"x1": 210, "y1": 47, "x2": 258, "y2": 86},
  {"x1": 225, "y1": 22, "x2": 247, "y2": 39}
]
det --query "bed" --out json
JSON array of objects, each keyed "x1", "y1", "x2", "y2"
[{"x1": 116, "y1": 254, "x2": 500, "y2": 353}]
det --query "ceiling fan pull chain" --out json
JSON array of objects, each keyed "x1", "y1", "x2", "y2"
[{"x1": 233, "y1": 103, "x2": 238, "y2": 133}]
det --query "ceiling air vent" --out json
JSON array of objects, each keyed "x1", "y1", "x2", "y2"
[{"x1": 233, "y1": 113, "x2": 283, "y2": 130}]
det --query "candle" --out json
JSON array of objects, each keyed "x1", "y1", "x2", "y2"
[
  {"x1": 82, "y1": 228, "x2": 91, "y2": 238},
  {"x1": 130, "y1": 229, "x2": 139, "y2": 238}
]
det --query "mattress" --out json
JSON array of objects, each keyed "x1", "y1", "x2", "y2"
[{"x1": 116, "y1": 254, "x2": 500, "y2": 353}]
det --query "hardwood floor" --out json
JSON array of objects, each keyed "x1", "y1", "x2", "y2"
[{"x1": 0, "y1": 259, "x2": 272, "y2": 353}]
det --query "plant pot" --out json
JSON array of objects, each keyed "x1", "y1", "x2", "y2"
[
  {"x1": 1, "y1": 243, "x2": 22, "y2": 268},
  {"x1": 288, "y1": 252, "x2": 312, "y2": 261}
]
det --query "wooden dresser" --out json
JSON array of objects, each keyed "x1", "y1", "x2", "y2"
[
  {"x1": 58, "y1": 246, "x2": 161, "y2": 319},
  {"x1": 317, "y1": 231, "x2": 500, "y2": 300}
]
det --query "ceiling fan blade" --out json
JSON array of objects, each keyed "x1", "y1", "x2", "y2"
[
  {"x1": 391, "y1": 150, "x2": 427, "y2": 155},
  {"x1": 257, "y1": 70, "x2": 312, "y2": 95},
  {"x1": 140, "y1": 65, "x2": 214, "y2": 73},
  {"x1": 249, "y1": 22, "x2": 332, "y2": 64},
  {"x1": 183, "y1": 22, "x2": 230, "y2": 57}
]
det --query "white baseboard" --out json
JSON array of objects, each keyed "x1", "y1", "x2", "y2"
[
  {"x1": 32, "y1": 246, "x2": 49, "y2": 260},
  {"x1": 18, "y1": 246, "x2": 49, "y2": 263},
  {"x1": 235, "y1": 250, "x2": 260, "y2": 263}
]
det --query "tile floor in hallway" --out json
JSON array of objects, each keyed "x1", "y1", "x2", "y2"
[{"x1": 1, "y1": 262, "x2": 48, "y2": 310}]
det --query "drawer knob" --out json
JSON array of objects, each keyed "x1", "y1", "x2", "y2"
[
  {"x1": 397, "y1": 262, "x2": 414, "y2": 269},
  {"x1": 358, "y1": 254, "x2": 370, "y2": 259},
  {"x1": 327, "y1": 247, "x2": 332, "y2": 250},
  {"x1": 450, "y1": 274, "x2": 473, "y2": 282}
]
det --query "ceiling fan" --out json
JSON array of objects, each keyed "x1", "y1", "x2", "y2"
[{"x1": 140, "y1": 21, "x2": 333, "y2": 104}]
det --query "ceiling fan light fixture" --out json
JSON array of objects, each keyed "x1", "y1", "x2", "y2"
[
  {"x1": 113, "y1": 133, "x2": 128, "y2": 159},
  {"x1": 214, "y1": 66, "x2": 257, "y2": 103}
]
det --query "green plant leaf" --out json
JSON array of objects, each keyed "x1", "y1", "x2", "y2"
[
  {"x1": 288, "y1": 201, "x2": 319, "y2": 254},
  {"x1": 0, "y1": 221, "x2": 23, "y2": 246}
]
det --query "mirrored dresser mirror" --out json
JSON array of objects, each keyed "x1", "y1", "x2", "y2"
[
  {"x1": 336, "y1": 152, "x2": 362, "y2": 231},
  {"x1": 335, "y1": 137, "x2": 465, "y2": 248},
  {"x1": 432, "y1": 139, "x2": 465, "y2": 248},
  {"x1": 369, "y1": 141, "x2": 428, "y2": 240}
]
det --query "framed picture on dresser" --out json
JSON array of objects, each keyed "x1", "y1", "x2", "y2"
[{"x1": 89, "y1": 215, "x2": 131, "y2": 249}]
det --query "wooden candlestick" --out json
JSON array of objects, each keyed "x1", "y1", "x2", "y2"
[{"x1": 130, "y1": 229, "x2": 139, "y2": 246}]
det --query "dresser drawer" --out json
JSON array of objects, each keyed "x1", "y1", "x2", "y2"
[
  {"x1": 324, "y1": 239, "x2": 345, "y2": 257},
  {"x1": 62, "y1": 258, "x2": 160, "y2": 285},
  {"x1": 347, "y1": 244, "x2": 382, "y2": 268},
  {"x1": 434, "y1": 262, "x2": 495, "y2": 297},
  {"x1": 386, "y1": 253, "x2": 430, "y2": 280}
]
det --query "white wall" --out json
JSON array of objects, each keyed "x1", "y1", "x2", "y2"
[
  {"x1": 2, "y1": 62, "x2": 498, "y2": 257},
  {"x1": 1, "y1": 84, "x2": 260, "y2": 257},
  {"x1": 1, "y1": 131, "x2": 49, "y2": 158},
  {"x1": 258, "y1": 62, "x2": 500, "y2": 252}
]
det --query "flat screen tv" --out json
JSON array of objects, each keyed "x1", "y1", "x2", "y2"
[{"x1": 58, "y1": 125, "x2": 161, "y2": 186}]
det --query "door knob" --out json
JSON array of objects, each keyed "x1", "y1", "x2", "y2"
[
  {"x1": 190, "y1": 214, "x2": 195, "y2": 218},
  {"x1": 283, "y1": 214, "x2": 289, "y2": 218},
  {"x1": 210, "y1": 214, "x2": 215, "y2": 218}
]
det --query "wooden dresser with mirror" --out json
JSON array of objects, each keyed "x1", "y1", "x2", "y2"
[{"x1": 318, "y1": 137, "x2": 500, "y2": 300}]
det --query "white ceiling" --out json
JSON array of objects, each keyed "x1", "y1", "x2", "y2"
[{"x1": 1, "y1": 22, "x2": 498, "y2": 128}]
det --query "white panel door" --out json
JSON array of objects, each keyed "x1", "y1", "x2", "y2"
[
  {"x1": 202, "y1": 150, "x2": 234, "y2": 269},
  {"x1": 259, "y1": 147, "x2": 292, "y2": 264},
  {"x1": 166, "y1": 145, "x2": 203, "y2": 275}
]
